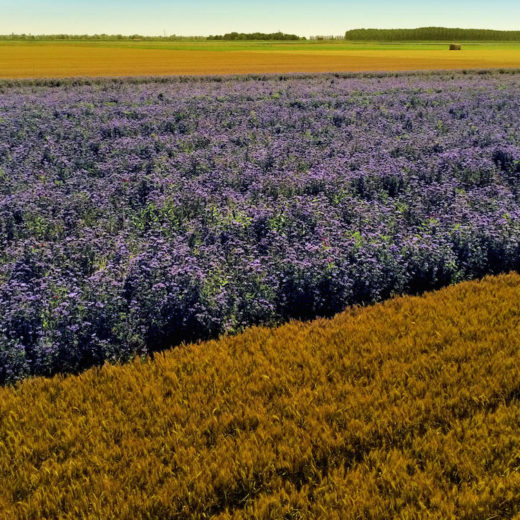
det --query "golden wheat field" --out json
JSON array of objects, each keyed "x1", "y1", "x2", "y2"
[
  {"x1": 1, "y1": 273, "x2": 520, "y2": 519},
  {"x1": 2, "y1": 42, "x2": 520, "y2": 78}
]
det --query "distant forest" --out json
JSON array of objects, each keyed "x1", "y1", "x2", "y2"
[
  {"x1": 345, "y1": 27, "x2": 520, "y2": 41},
  {"x1": 208, "y1": 32, "x2": 303, "y2": 40}
]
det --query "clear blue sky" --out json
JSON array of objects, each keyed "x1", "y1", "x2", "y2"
[{"x1": 2, "y1": 0, "x2": 520, "y2": 36}]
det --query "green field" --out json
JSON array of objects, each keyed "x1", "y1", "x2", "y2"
[{"x1": 2, "y1": 39, "x2": 520, "y2": 52}]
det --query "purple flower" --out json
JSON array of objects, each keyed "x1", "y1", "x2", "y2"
[{"x1": 1, "y1": 70, "x2": 520, "y2": 383}]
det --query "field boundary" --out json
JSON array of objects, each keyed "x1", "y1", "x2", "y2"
[{"x1": 1, "y1": 67, "x2": 519, "y2": 88}]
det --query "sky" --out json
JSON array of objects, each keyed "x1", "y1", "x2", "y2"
[{"x1": 2, "y1": 0, "x2": 520, "y2": 37}]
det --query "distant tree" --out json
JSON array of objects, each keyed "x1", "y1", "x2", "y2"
[
  {"x1": 208, "y1": 31, "x2": 303, "y2": 41},
  {"x1": 0, "y1": 33, "x2": 209, "y2": 41}
]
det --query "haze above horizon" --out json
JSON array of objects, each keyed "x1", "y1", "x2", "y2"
[{"x1": 2, "y1": 0, "x2": 520, "y2": 37}]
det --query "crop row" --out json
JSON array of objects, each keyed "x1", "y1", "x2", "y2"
[
  {"x1": 1, "y1": 273, "x2": 520, "y2": 518},
  {"x1": 1, "y1": 71, "x2": 520, "y2": 381}
]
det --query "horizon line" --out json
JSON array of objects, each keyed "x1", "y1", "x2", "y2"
[{"x1": 2, "y1": 25, "x2": 520, "y2": 39}]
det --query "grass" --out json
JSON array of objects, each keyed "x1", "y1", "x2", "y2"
[
  {"x1": 2, "y1": 40, "x2": 520, "y2": 51},
  {"x1": 2, "y1": 272, "x2": 520, "y2": 518},
  {"x1": 1, "y1": 40, "x2": 520, "y2": 78}
]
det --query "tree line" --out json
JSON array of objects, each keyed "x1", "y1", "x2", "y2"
[
  {"x1": 207, "y1": 32, "x2": 303, "y2": 41},
  {"x1": 1, "y1": 32, "x2": 304, "y2": 41},
  {"x1": 0, "y1": 34, "x2": 208, "y2": 41},
  {"x1": 345, "y1": 27, "x2": 520, "y2": 41},
  {"x1": 2, "y1": 28, "x2": 519, "y2": 42}
]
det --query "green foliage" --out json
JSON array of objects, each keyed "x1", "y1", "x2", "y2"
[
  {"x1": 345, "y1": 26, "x2": 520, "y2": 41},
  {"x1": 0, "y1": 32, "x2": 304, "y2": 43},
  {"x1": 207, "y1": 31, "x2": 303, "y2": 41}
]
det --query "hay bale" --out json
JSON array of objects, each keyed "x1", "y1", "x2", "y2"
[{"x1": 449, "y1": 44, "x2": 462, "y2": 50}]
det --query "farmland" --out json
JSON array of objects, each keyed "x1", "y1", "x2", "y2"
[
  {"x1": 2, "y1": 17, "x2": 520, "y2": 516},
  {"x1": 2, "y1": 272, "x2": 520, "y2": 518},
  {"x1": 2, "y1": 70, "x2": 520, "y2": 383},
  {"x1": 1, "y1": 40, "x2": 520, "y2": 78}
]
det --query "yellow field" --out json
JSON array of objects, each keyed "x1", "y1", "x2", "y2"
[
  {"x1": 2, "y1": 273, "x2": 520, "y2": 518},
  {"x1": 2, "y1": 43, "x2": 520, "y2": 78}
]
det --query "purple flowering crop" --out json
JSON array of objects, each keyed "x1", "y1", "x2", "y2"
[{"x1": 1, "y1": 71, "x2": 520, "y2": 383}]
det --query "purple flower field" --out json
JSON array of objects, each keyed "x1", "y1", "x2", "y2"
[{"x1": 1, "y1": 71, "x2": 520, "y2": 383}]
